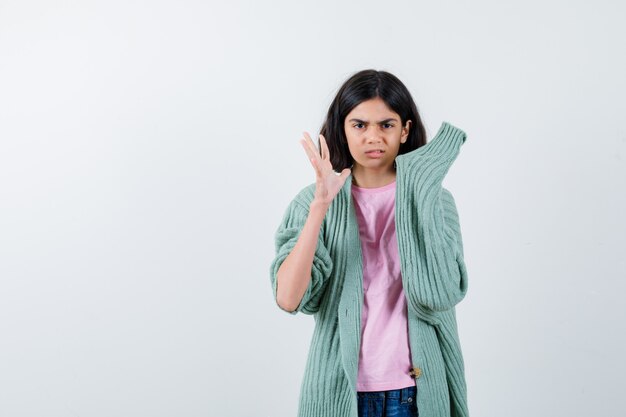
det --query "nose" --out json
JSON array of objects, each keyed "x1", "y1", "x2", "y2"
[{"x1": 366, "y1": 130, "x2": 383, "y2": 143}]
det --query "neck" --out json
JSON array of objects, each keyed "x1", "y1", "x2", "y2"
[{"x1": 351, "y1": 165, "x2": 396, "y2": 188}]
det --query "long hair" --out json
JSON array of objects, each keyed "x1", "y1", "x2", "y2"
[{"x1": 319, "y1": 69, "x2": 427, "y2": 171}]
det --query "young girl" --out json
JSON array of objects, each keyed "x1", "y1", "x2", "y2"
[{"x1": 270, "y1": 69, "x2": 469, "y2": 417}]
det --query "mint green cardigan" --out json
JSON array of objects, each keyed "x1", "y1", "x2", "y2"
[{"x1": 270, "y1": 122, "x2": 469, "y2": 417}]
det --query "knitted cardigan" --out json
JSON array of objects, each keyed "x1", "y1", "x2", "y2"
[{"x1": 270, "y1": 121, "x2": 469, "y2": 417}]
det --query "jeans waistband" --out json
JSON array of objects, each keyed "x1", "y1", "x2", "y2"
[{"x1": 357, "y1": 385, "x2": 416, "y2": 402}]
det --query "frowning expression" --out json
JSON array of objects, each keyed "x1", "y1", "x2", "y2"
[{"x1": 343, "y1": 97, "x2": 411, "y2": 173}]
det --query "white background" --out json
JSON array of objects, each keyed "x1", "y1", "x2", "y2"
[{"x1": 1, "y1": 1, "x2": 625, "y2": 416}]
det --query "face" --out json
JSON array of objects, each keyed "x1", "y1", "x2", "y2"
[{"x1": 343, "y1": 97, "x2": 411, "y2": 175}]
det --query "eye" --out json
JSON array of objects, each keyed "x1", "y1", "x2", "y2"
[
  {"x1": 383, "y1": 123, "x2": 393, "y2": 128},
  {"x1": 354, "y1": 123, "x2": 365, "y2": 129}
]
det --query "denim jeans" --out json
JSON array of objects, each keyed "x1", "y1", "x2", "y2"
[{"x1": 357, "y1": 385, "x2": 418, "y2": 417}]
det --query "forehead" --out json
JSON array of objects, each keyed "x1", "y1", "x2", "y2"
[{"x1": 345, "y1": 97, "x2": 399, "y2": 120}]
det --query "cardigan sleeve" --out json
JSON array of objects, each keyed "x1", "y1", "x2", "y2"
[
  {"x1": 269, "y1": 197, "x2": 333, "y2": 315},
  {"x1": 397, "y1": 122, "x2": 468, "y2": 314},
  {"x1": 421, "y1": 187, "x2": 468, "y2": 310}
]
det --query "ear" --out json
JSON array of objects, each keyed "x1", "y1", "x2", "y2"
[{"x1": 401, "y1": 120, "x2": 412, "y2": 143}]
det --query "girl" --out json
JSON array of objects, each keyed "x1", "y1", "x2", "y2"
[{"x1": 270, "y1": 69, "x2": 469, "y2": 417}]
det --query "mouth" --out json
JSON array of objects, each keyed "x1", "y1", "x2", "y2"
[{"x1": 365, "y1": 150, "x2": 385, "y2": 158}]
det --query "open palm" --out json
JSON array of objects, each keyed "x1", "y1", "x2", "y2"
[{"x1": 300, "y1": 132, "x2": 351, "y2": 206}]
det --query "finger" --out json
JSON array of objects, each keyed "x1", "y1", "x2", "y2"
[
  {"x1": 302, "y1": 141, "x2": 323, "y2": 178},
  {"x1": 310, "y1": 154, "x2": 323, "y2": 178},
  {"x1": 302, "y1": 132, "x2": 323, "y2": 167},
  {"x1": 319, "y1": 134, "x2": 330, "y2": 161},
  {"x1": 339, "y1": 167, "x2": 351, "y2": 182},
  {"x1": 300, "y1": 139, "x2": 323, "y2": 177},
  {"x1": 300, "y1": 139, "x2": 316, "y2": 163},
  {"x1": 318, "y1": 135, "x2": 326, "y2": 160},
  {"x1": 300, "y1": 132, "x2": 316, "y2": 155},
  {"x1": 303, "y1": 132, "x2": 322, "y2": 159}
]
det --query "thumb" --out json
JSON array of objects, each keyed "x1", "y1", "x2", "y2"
[{"x1": 339, "y1": 168, "x2": 351, "y2": 183}]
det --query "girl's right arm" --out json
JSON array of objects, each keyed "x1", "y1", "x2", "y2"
[
  {"x1": 275, "y1": 132, "x2": 351, "y2": 313},
  {"x1": 275, "y1": 198, "x2": 330, "y2": 312}
]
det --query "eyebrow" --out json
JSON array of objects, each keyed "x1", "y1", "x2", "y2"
[{"x1": 348, "y1": 118, "x2": 398, "y2": 123}]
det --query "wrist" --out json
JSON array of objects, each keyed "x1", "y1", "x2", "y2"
[{"x1": 310, "y1": 198, "x2": 331, "y2": 212}]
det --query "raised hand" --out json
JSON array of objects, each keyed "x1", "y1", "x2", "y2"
[{"x1": 300, "y1": 132, "x2": 351, "y2": 206}]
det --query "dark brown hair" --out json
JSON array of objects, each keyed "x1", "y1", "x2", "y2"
[{"x1": 319, "y1": 69, "x2": 427, "y2": 171}]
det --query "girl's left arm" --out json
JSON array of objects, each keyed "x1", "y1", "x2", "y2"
[
  {"x1": 396, "y1": 122, "x2": 468, "y2": 316},
  {"x1": 420, "y1": 186, "x2": 468, "y2": 310}
]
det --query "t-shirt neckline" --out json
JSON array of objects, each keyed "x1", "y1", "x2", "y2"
[{"x1": 351, "y1": 179, "x2": 396, "y2": 193}]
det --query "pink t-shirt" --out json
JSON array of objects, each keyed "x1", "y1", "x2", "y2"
[{"x1": 351, "y1": 179, "x2": 415, "y2": 392}]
